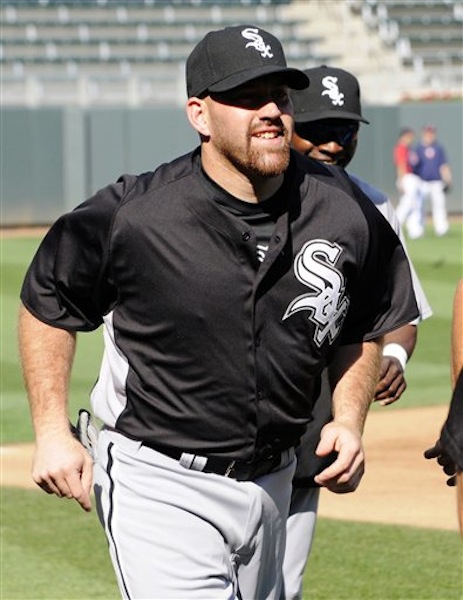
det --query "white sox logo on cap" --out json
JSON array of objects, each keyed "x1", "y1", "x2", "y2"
[
  {"x1": 186, "y1": 24, "x2": 309, "y2": 98},
  {"x1": 241, "y1": 27, "x2": 274, "y2": 59},
  {"x1": 290, "y1": 66, "x2": 369, "y2": 123},
  {"x1": 321, "y1": 76, "x2": 345, "y2": 106}
]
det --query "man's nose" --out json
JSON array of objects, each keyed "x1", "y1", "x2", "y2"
[
  {"x1": 258, "y1": 99, "x2": 282, "y2": 119},
  {"x1": 319, "y1": 140, "x2": 344, "y2": 153}
]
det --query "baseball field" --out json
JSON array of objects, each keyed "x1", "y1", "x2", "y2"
[{"x1": 1, "y1": 221, "x2": 462, "y2": 599}]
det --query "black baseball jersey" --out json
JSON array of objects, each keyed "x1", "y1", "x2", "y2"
[
  {"x1": 292, "y1": 171, "x2": 431, "y2": 488},
  {"x1": 21, "y1": 149, "x2": 419, "y2": 461}
]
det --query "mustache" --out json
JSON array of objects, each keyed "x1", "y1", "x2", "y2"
[{"x1": 251, "y1": 118, "x2": 288, "y2": 136}]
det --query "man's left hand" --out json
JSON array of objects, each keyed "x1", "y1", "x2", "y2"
[{"x1": 313, "y1": 421, "x2": 365, "y2": 494}]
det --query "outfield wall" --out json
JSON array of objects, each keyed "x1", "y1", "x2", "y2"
[{"x1": 2, "y1": 102, "x2": 462, "y2": 226}]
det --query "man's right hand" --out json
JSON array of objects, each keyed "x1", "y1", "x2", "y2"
[
  {"x1": 314, "y1": 420, "x2": 365, "y2": 494},
  {"x1": 32, "y1": 430, "x2": 94, "y2": 511},
  {"x1": 374, "y1": 356, "x2": 406, "y2": 406}
]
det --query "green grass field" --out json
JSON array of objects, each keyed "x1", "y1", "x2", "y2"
[
  {"x1": 1, "y1": 222, "x2": 462, "y2": 599},
  {"x1": 391, "y1": 224, "x2": 463, "y2": 410}
]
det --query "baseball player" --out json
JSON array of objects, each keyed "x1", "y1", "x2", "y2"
[
  {"x1": 18, "y1": 27, "x2": 419, "y2": 599},
  {"x1": 282, "y1": 65, "x2": 432, "y2": 600},
  {"x1": 393, "y1": 128, "x2": 423, "y2": 240},
  {"x1": 414, "y1": 125, "x2": 453, "y2": 237}
]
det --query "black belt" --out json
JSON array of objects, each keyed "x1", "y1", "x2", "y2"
[{"x1": 142, "y1": 442, "x2": 293, "y2": 481}]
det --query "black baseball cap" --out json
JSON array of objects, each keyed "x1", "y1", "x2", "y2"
[
  {"x1": 186, "y1": 25, "x2": 310, "y2": 98},
  {"x1": 291, "y1": 65, "x2": 369, "y2": 124}
]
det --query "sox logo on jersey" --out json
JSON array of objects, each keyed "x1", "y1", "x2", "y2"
[{"x1": 283, "y1": 240, "x2": 350, "y2": 347}]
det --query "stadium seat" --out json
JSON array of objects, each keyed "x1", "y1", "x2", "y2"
[{"x1": 0, "y1": 0, "x2": 326, "y2": 106}]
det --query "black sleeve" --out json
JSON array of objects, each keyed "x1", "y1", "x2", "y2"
[
  {"x1": 20, "y1": 175, "x2": 136, "y2": 331},
  {"x1": 335, "y1": 169, "x2": 419, "y2": 344},
  {"x1": 297, "y1": 157, "x2": 420, "y2": 345}
]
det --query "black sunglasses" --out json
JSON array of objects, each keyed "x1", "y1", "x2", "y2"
[{"x1": 295, "y1": 121, "x2": 359, "y2": 146}]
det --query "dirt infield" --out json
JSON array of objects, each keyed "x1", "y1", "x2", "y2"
[
  {"x1": 1, "y1": 405, "x2": 459, "y2": 532},
  {"x1": 319, "y1": 405, "x2": 459, "y2": 532},
  {"x1": 1, "y1": 226, "x2": 49, "y2": 238}
]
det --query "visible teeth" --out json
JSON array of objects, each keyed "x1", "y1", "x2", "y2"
[{"x1": 257, "y1": 132, "x2": 278, "y2": 138}]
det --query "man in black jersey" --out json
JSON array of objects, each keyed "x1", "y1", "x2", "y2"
[
  {"x1": 281, "y1": 65, "x2": 432, "y2": 600},
  {"x1": 18, "y1": 25, "x2": 418, "y2": 599}
]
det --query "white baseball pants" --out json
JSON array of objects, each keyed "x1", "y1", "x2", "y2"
[
  {"x1": 396, "y1": 173, "x2": 424, "y2": 239},
  {"x1": 94, "y1": 428, "x2": 296, "y2": 600},
  {"x1": 420, "y1": 180, "x2": 449, "y2": 236},
  {"x1": 280, "y1": 487, "x2": 320, "y2": 600}
]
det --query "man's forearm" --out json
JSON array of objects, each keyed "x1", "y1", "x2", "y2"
[
  {"x1": 383, "y1": 324, "x2": 416, "y2": 361},
  {"x1": 314, "y1": 339, "x2": 382, "y2": 493},
  {"x1": 382, "y1": 323, "x2": 417, "y2": 372},
  {"x1": 328, "y1": 339, "x2": 383, "y2": 433},
  {"x1": 18, "y1": 304, "x2": 76, "y2": 439},
  {"x1": 18, "y1": 304, "x2": 93, "y2": 512},
  {"x1": 440, "y1": 164, "x2": 452, "y2": 186}
]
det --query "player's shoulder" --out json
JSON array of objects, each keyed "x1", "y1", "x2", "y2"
[
  {"x1": 292, "y1": 152, "x2": 391, "y2": 225},
  {"x1": 347, "y1": 172, "x2": 388, "y2": 207},
  {"x1": 291, "y1": 151, "x2": 357, "y2": 198},
  {"x1": 294, "y1": 155, "x2": 399, "y2": 251},
  {"x1": 122, "y1": 149, "x2": 199, "y2": 199}
]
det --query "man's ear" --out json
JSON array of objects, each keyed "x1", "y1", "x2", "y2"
[{"x1": 186, "y1": 97, "x2": 210, "y2": 137}]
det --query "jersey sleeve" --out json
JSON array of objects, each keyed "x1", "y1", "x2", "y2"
[
  {"x1": 376, "y1": 197, "x2": 432, "y2": 322},
  {"x1": 337, "y1": 184, "x2": 420, "y2": 344},
  {"x1": 393, "y1": 144, "x2": 407, "y2": 169},
  {"x1": 348, "y1": 173, "x2": 432, "y2": 324},
  {"x1": 438, "y1": 144, "x2": 448, "y2": 166},
  {"x1": 389, "y1": 207, "x2": 432, "y2": 323},
  {"x1": 20, "y1": 175, "x2": 136, "y2": 331},
  {"x1": 319, "y1": 164, "x2": 420, "y2": 344}
]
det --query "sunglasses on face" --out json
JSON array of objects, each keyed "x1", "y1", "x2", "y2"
[{"x1": 295, "y1": 121, "x2": 359, "y2": 146}]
